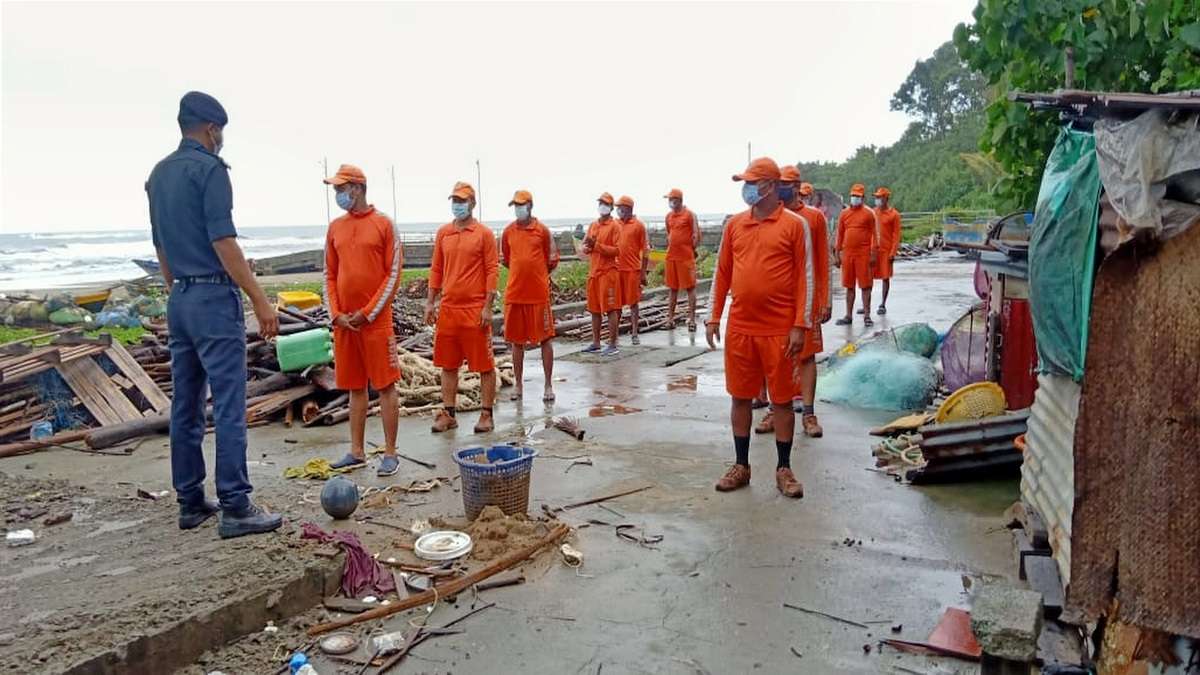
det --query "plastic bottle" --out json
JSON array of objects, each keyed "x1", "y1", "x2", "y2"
[
  {"x1": 288, "y1": 653, "x2": 319, "y2": 675},
  {"x1": 371, "y1": 630, "x2": 407, "y2": 655},
  {"x1": 29, "y1": 421, "x2": 53, "y2": 441}
]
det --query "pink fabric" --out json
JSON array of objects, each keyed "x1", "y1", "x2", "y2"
[{"x1": 301, "y1": 522, "x2": 396, "y2": 598}]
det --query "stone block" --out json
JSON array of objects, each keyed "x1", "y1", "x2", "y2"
[{"x1": 971, "y1": 585, "x2": 1044, "y2": 662}]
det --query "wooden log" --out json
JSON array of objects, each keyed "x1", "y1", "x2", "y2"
[
  {"x1": 307, "y1": 522, "x2": 570, "y2": 636},
  {"x1": 299, "y1": 399, "x2": 320, "y2": 425},
  {"x1": 86, "y1": 413, "x2": 175, "y2": 449},
  {"x1": 0, "y1": 429, "x2": 90, "y2": 458}
]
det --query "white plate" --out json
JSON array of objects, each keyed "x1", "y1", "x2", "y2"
[{"x1": 413, "y1": 530, "x2": 473, "y2": 561}]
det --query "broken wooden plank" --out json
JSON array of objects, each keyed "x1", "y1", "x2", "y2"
[
  {"x1": 110, "y1": 373, "x2": 134, "y2": 390},
  {"x1": 57, "y1": 358, "x2": 125, "y2": 426},
  {"x1": 105, "y1": 341, "x2": 171, "y2": 413}
]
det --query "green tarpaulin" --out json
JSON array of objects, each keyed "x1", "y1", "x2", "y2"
[{"x1": 1028, "y1": 126, "x2": 1101, "y2": 382}]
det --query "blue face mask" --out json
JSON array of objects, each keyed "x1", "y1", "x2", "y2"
[
  {"x1": 778, "y1": 186, "x2": 795, "y2": 204},
  {"x1": 335, "y1": 190, "x2": 354, "y2": 211},
  {"x1": 850, "y1": 196, "x2": 863, "y2": 207},
  {"x1": 514, "y1": 204, "x2": 531, "y2": 220},
  {"x1": 451, "y1": 202, "x2": 471, "y2": 220},
  {"x1": 741, "y1": 182, "x2": 763, "y2": 206}
]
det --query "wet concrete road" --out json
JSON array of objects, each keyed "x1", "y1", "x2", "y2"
[{"x1": 6, "y1": 253, "x2": 1015, "y2": 674}]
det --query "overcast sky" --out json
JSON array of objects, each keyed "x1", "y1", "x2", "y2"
[{"x1": 2, "y1": 0, "x2": 974, "y2": 233}]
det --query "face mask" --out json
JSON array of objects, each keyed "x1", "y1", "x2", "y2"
[
  {"x1": 598, "y1": 204, "x2": 613, "y2": 216},
  {"x1": 335, "y1": 190, "x2": 354, "y2": 211},
  {"x1": 850, "y1": 196, "x2": 863, "y2": 207},
  {"x1": 618, "y1": 207, "x2": 632, "y2": 220},
  {"x1": 452, "y1": 202, "x2": 471, "y2": 220},
  {"x1": 514, "y1": 204, "x2": 531, "y2": 220},
  {"x1": 874, "y1": 198, "x2": 885, "y2": 208},
  {"x1": 778, "y1": 186, "x2": 795, "y2": 203},
  {"x1": 669, "y1": 199, "x2": 682, "y2": 211},
  {"x1": 741, "y1": 182, "x2": 763, "y2": 206},
  {"x1": 209, "y1": 127, "x2": 223, "y2": 155}
]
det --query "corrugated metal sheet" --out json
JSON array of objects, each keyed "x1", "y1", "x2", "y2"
[{"x1": 1021, "y1": 372, "x2": 1080, "y2": 585}]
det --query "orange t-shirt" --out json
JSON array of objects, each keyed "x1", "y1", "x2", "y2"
[
  {"x1": 585, "y1": 217, "x2": 621, "y2": 277},
  {"x1": 501, "y1": 218, "x2": 558, "y2": 305},
  {"x1": 617, "y1": 216, "x2": 649, "y2": 272},
  {"x1": 710, "y1": 203, "x2": 812, "y2": 336},
  {"x1": 324, "y1": 206, "x2": 403, "y2": 328},
  {"x1": 799, "y1": 204, "x2": 831, "y2": 316},
  {"x1": 876, "y1": 207, "x2": 902, "y2": 257},
  {"x1": 430, "y1": 219, "x2": 499, "y2": 309},
  {"x1": 665, "y1": 208, "x2": 698, "y2": 261},
  {"x1": 836, "y1": 205, "x2": 880, "y2": 253}
]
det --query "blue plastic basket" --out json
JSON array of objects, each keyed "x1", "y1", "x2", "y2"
[{"x1": 453, "y1": 445, "x2": 537, "y2": 520}]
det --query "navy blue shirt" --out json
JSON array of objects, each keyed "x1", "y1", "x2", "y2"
[{"x1": 146, "y1": 138, "x2": 237, "y2": 278}]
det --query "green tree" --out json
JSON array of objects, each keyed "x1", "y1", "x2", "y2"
[
  {"x1": 955, "y1": 0, "x2": 1200, "y2": 209},
  {"x1": 891, "y1": 40, "x2": 987, "y2": 137}
]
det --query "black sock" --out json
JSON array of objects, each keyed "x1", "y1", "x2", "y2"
[
  {"x1": 733, "y1": 435, "x2": 750, "y2": 466},
  {"x1": 803, "y1": 404, "x2": 815, "y2": 415},
  {"x1": 776, "y1": 439, "x2": 793, "y2": 469},
  {"x1": 446, "y1": 407, "x2": 456, "y2": 417},
  {"x1": 482, "y1": 407, "x2": 493, "y2": 414}
]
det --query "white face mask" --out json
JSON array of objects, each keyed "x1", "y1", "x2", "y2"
[
  {"x1": 598, "y1": 204, "x2": 613, "y2": 216},
  {"x1": 874, "y1": 198, "x2": 884, "y2": 208},
  {"x1": 850, "y1": 196, "x2": 863, "y2": 207},
  {"x1": 514, "y1": 204, "x2": 531, "y2": 220}
]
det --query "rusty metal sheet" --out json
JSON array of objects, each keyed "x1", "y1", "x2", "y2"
[
  {"x1": 1068, "y1": 223, "x2": 1200, "y2": 638},
  {"x1": 1022, "y1": 373, "x2": 1080, "y2": 586}
]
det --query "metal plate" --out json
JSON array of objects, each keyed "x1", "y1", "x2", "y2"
[{"x1": 413, "y1": 531, "x2": 473, "y2": 561}]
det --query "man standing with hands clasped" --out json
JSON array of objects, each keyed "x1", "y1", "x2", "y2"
[
  {"x1": 500, "y1": 190, "x2": 559, "y2": 403},
  {"x1": 707, "y1": 157, "x2": 812, "y2": 499},
  {"x1": 581, "y1": 192, "x2": 622, "y2": 356},
  {"x1": 615, "y1": 195, "x2": 650, "y2": 345}
]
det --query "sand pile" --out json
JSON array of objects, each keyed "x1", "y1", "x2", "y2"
[{"x1": 463, "y1": 505, "x2": 550, "y2": 562}]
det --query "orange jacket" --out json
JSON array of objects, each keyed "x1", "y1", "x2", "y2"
[
  {"x1": 501, "y1": 218, "x2": 558, "y2": 305},
  {"x1": 835, "y1": 205, "x2": 880, "y2": 253},
  {"x1": 876, "y1": 207, "x2": 902, "y2": 257},
  {"x1": 799, "y1": 204, "x2": 831, "y2": 316},
  {"x1": 665, "y1": 208, "x2": 698, "y2": 261},
  {"x1": 617, "y1": 216, "x2": 650, "y2": 272},
  {"x1": 430, "y1": 219, "x2": 499, "y2": 309},
  {"x1": 585, "y1": 217, "x2": 621, "y2": 277},
  {"x1": 710, "y1": 203, "x2": 812, "y2": 335},
  {"x1": 324, "y1": 206, "x2": 403, "y2": 329}
]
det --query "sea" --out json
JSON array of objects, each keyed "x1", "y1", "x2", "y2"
[{"x1": 0, "y1": 215, "x2": 719, "y2": 292}]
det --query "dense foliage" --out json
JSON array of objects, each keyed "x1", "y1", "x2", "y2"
[{"x1": 955, "y1": 0, "x2": 1200, "y2": 208}]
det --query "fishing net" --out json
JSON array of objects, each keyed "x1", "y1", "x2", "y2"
[
  {"x1": 941, "y1": 305, "x2": 988, "y2": 392},
  {"x1": 34, "y1": 370, "x2": 90, "y2": 430},
  {"x1": 818, "y1": 342, "x2": 940, "y2": 411},
  {"x1": 894, "y1": 323, "x2": 939, "y2": 358}
]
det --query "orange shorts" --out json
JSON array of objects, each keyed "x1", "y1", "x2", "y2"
[
  {"x1": 619, "y1": 271, "x2": 643, "y2": 306},
  {"x1": 874, "y1": 255, "x2": 894, "y2": 280},
  {"x1": 504, "y1": 303, "x2": 555, "y2": 345},
  {"x1": 434, "y1": 306, "x2": 495, "y2": 373},
  {"x1": 797, "y1": 324, "x2": 824, "y2": 361},
  {"x1": 723, "y1": 331, "x2": 796, "y2": 404},
  {"x1": 841, "y1": 252, "x2": 873, "y2": 289},
  {"x1": 333, "y1": 326, "x2": 400, "y2": 390},
  {"x1": 665, "y1": 258, "x2": 696, "y2": 290},
  {"x1": 587, "y1": 271, "x2": 621, "y2": 314}
]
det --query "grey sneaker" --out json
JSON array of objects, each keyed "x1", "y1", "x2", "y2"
[
  {"x1": 631, "y1": 334, "x2": 641, "y2": 345},
  {"x1": 377, "y1": 455, "x2": 400, "y2": 477},
  {"x1": 179, "y1": 498, "x2": 220, "y2": 530},
  {"x1": 600, "y1": 345, "x2": 620, "y2": 357},
  {"x1": 581, "y1": 343, "x2": 602, "y2": 354},
  {"x1": 218, "y1": 502, "x2": 283, "y2": 539},
  {"x1": 330, "y1": 453, "x2": 366, "y2": 470}
]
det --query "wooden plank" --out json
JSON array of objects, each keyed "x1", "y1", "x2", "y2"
[
  {"x1": 57, "y1": 358, "x2": 123, "y2": 426},
  {"x1": 105, "y1": 342, "x2": 171, "y2": 413},
  {"x1": 110, "y1": 373, "x2": 134, "y2": 390},
  {"x1": 71, "y1": 359, "x2": 142, "y2": 423}
]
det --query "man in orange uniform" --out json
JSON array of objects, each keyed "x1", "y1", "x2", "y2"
[
  {"x1": 500, "y1": 190, "x2": 559, "y2": 403},
  {"x1": 872, "y1": 187, "x2": 902, "y2": 316},
  {"x1": 706, "y1": 157, "x2": 811, "y2": 499},
  {"x1": 581, "y1": 192, "x2": 622, "y2": 356},
  {"x1": 615, "y1": 195, "x2": 650, "y2": 345},
  {"x1": 663, "y1": 188, "x2": 700, "y2": 331},
  {"x1": 426, "y1": 182, "x2": 499, "y2": 433},
  {"x1": 755, "y1": 166, "x2": 830, "y2": 438},
  {"x1": 834, "y1": 183, "x2": 879, "y2": 327},
  {"x1": 322, "y1": 164, "x2": 404, "y2": 477}
]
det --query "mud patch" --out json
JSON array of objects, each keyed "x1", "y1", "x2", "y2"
[
  {"x1": 588, "y1": 404, "x2": 643, "y2": 417},
  {"x1": 666, "y1": 374, "x2": 698, "y2": 391}
]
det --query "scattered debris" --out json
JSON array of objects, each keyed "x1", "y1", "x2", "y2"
[
  {"x1": 136, "y1": 488, "x2": 169, "y2": 500},
  {"x1": 892, "y1": 623, "x2": 904, "y2": 633},
  {"x1": 263, "y1": 621, "x2": 279, "y2": 634},
  {"x1": 782, "y1": 603, "x2": 870, "y2": 629},
  {"x1": 318, "y1": 632, "x2": 359, "y2": 656},
  {"x1": 413, "y1": 531, "x2": 473, "y2": 561},
  {"x1": 551, "y1": 484, "x2": 654, "y2": 512},
  {"x1": 565, "y1": 457, "x2": 593, "y2": 473},
  {"x1": 373, "y1": 602, "x2": 496, "y2": 673},
  {"x1": 549, "y1": 416, "x2": 586, "y2": 440},
  {"x1": 560, "y1": 543, "x2": 584, "y2": 567},
  {"x1": 615, "y1": 524, "x2": 664, "y2": 549},
  {"x1": 43, "y1": 511, "x2": 72, "y2": 526},
  {"x1": 790, "y1": 646, "x2": 803, "y2": 658},
  {"x1": 863, "y1": 643, "x2": 873, "y2": 654},
  {"x1": 880, "y1": 607, "x2": 982, "y2": 661},
  {"x1": 6, "y1": 529, "x2": 36, "y2": 547}
]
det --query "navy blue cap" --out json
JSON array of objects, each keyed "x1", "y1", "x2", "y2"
[{"x1": 177, "y1": 91, "x2": 228, "y2": 128}]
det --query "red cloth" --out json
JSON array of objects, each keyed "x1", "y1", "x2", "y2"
[{"x1": 301, "y1": 522, "x2": 396, "y2": 598}]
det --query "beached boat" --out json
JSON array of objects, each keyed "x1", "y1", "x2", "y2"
[
  {"x1": 73, "y1": 289, "x2": 111, "y2": 312},
  {"x1": 132, "y1": 258, "x2": 161, "y2": 276}
]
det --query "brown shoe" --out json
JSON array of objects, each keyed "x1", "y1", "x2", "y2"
[
  {"x1": 473, "y1": 410, "x2": 494, "y2": 434},
  {"x1": 802, "y1": 414, "x2": 823, "y2": 438},
  {"x1": 431, "y1": 409, "x2": 458, "y2": 433},
  {"x1": 715, "y1": 464, "x2": 751, "y2": 492},
  {"x1": 755, "y1": 410, "x2": 774, "y2": 434},
  {"x1": 776, "y1": 468, "x2": 804, "y2": 498}
]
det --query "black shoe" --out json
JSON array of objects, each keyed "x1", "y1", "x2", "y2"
[
  {"x1": 218, "y1": 502, "x2": 283, "y2": 539},
  {"x1": 179, "y1": 498, "x2": 220, "y2": 530}
]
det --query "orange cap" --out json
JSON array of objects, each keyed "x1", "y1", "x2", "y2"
[
  {"x1": 597, "y1": 192, "x2": 615, "y2": 205},
  {"x1": 664, "y1": 188, "x2": 683, "y2": 200},
  {"x1": 508, "y1": 189, "x2": 533, "y2": 206},
  {"x1": 850, "y1": 183, "x2": 866, "y2": 197},
  {"x1": 617, "y1": 195, "x2": 634, "y2": 208},
  {"x1": 799, "y1": 182, "x2": 814, "y2": 196},
  {"x1": 323, "y1": 164, "x2": 366, "y2": 186},
  {"x1": 732, "y1": 157, "x2": 781, "y2": 182},
  {"x1": 449, "y1": 181, "x2": 475, "y2": 200},
  {"x1": 874, "y1": 186, "x2": 891, "y2": 198},
  {"x1": 779, "y1": 165, "x2": 801, "y2": 183}
]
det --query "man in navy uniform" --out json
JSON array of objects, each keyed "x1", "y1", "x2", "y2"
[{"x1": 146, "y1": 91, "x2": 283, "y2": 538}]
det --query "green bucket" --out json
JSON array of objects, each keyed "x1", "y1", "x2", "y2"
[{"x1": 276, "y1": 327, "x2": 333, "y2": 372}]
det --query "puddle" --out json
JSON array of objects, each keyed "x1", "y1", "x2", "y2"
[
  {"x1": 666, "y1": 375, "x2": 698, "y2": 392},
  {"x1": 588, "y1": 404, "x2": 643, "y2": 417}
]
